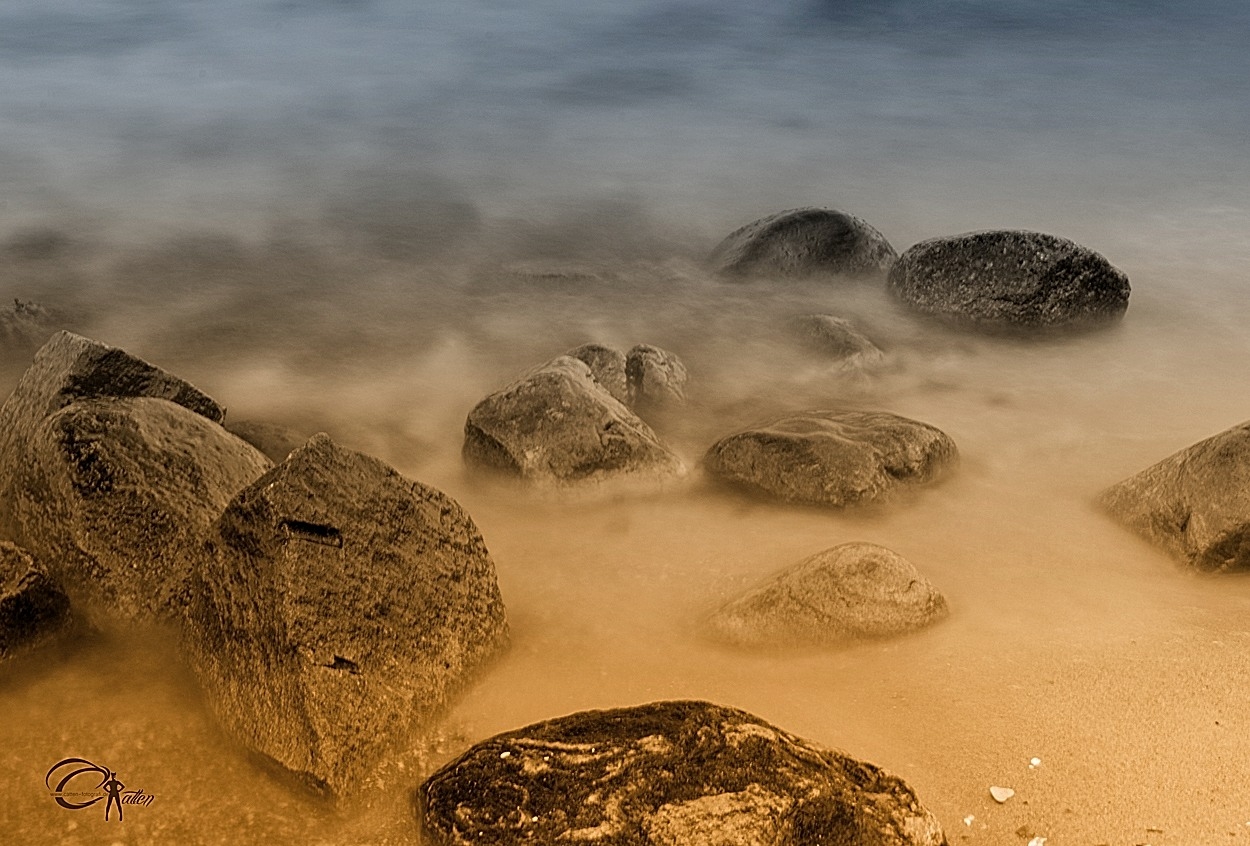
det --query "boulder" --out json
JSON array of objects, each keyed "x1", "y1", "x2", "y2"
[
  {"x1": 626, "y1": 344, "x2": 688, "y2": 408},
  {"x1": 566, "y1": 343, "x2": 629, "y2": 404},
  {"x1": 1101, "y1": 420, "x2": 1250, "y2": 572},
  {"x1": 709, "y1": 208, "x2": 897, "y2": 279},
  {"x1": 0, "y1": 299, "x2": 59, "y2": 357},
  {"x1": 418, "y1": 700, "x2": 946, "y2": 846},
  {"x1": 704, "y1": 410, "x2": 957, "y2": 507},
  {"x1": 7, "y1": 397, "x2": 271, "y2": 624},
  {"x1": 463, "y1": 356, "x2": 685, "y2": 487},
  {"x1": 792, "y1": 314, "x2": 886, "y2": 368},
  {"x1": 225, "y1": 419, "x2": 310, "y2": 463},
  {"x1": 187, "y1": 434, "x2": 509, "y2": 797},
  {"x1": 0, "y1": 541, "x2": 73, "y2": 659},
  {"x1": 887, "y1": 230, "x2": 1130, "y2": 331},
  {"x1": 705, "y1": 543, "x2": 948, "y2": 647}
]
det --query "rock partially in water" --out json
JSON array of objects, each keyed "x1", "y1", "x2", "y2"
[
  {"x1": 793, "y1": 314, "x2": 887, "y2": 369},
  {"x1": 1101, "y1": 420, "x2": 1250, "y2": 572},
  {"x1": 0, "y1": 540, "x2": 73, "y2": 659},
  {"x1": 626, "y1": 343, "x2": 688, "y2": 408},
  {"x1": 418, "y1": 700, "x2": 946, "y2": 846},
  {"x1": 9, "y1": 397, "x2": 271, "y2": 625},
  {"x1": 887, "y1": 230, "x2": 1130, "y2": 332},
  {"x1": 710, "y1": 208, "x2": 897, "y2": 279},
  {"x1": 705, "y1": 543, "x2": 948, "y2": 647},
  {"x1": 704, "y1": 410, "x2": 957, "y2": 507},
  {"x1": 187, "y1": 434, "x2": 509, "y2": 797},
  {"x1": 566, "y1": 343, "x2": 629, "y2": 404},
  {"x1": 463, "y1": 356, "x2": 685, "y2": 487},
  {"x1": 225, "y1": 419, "x2": 311, "y2": 464},
  {"x1": 0, "y1": 299, "x2": 60, "y2": 357}
]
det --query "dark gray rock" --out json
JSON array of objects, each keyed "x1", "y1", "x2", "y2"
[
  {"x1": 0, "y1": 541, "x2": 72, "y2": 659},
  {"x1": 793, "y1": 314, "x2": 886, "y2": 368},
  {"x1": 1101, "y1": 421, "x2": 1250, "y2": 573},
  {"x1": 706, "y1": 543, "x2": 948, "y2": 647},
  {"x1": 464, "y1": 356, "x2": 685, "y2": 487},
  {"x1": 704, "y1": 410, "x2": 957, "y2": 507},
  {"x1": 887, "y1": 230, "x2": 1130, "y2": 331},
  {"x1": 418, "y1": 700, "x2": 946, "y2": 846},
  {"x1": 710, "y1": 208, "x2": 897, "y2": 279},
  {"x1": 626, "y1": 344, "x2": 688, "y2": 408},
  {"x1": 566, "y1": 343, "x2": 629, "y2": 404},
  {"x1": 187, "y1": 434, "x2": 509, "y2": 797},
  {"x1": 225, "y1": 419, "x2": 310, "y2": 464},
  {"x1": 7, "y1": 397, "x2": 271, "y2": 624}
]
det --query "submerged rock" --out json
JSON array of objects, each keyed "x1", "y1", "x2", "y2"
[
  {"x1": 626, "y1": 343, "x2": 688, "y2": 408},
  {"x1": 188, "y1": 434, "x2": 509, "y2": 797},
  {"x1": 706, "y1": 543, "x2": 948, "y2": 647},
  {"x1": 463, "y1": 356, "x2": 685, "y2": 487},
  {"x1": 1101, "y1": 420, "x2": 1250, "y2": 572},
  {"x1": 704, "y1": 410, "x2": 957, "y2": 507},
  {"x1": 793, "y1": 314, "x2": 887, "y2": 368},
  {"x1": 0, "y1": 299, "x2": 59, "y2": 357},
  {"x1": 566, "y1": 343, "x2": 629, "y2": 404},
  {"x1": 887, "y1": 230, "x2": 1130, "y2": 331},
  {"x1": 9, "y1": 396, "x2": 271, "y2": 624},
  {"x1": 225, "y1": 419, "x2": 310, "y2": 463},
  {"x1": 710, "y1": 208, "x2": 898, "y2": 279},
  {"x1": 418, "y1": 700, "x2": 946, "y2": 846},
  {"x1": 0, "y1": 541, "x2": 73, "y2": 659}
]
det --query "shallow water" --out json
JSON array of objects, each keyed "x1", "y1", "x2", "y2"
[{"x1": 4, "y1": 1, "x2": 1250, "y2": 843}]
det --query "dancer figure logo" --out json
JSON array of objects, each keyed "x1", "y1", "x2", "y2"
[{"x1": 45, "y1": 758, "x2": 156, "y2": 821}]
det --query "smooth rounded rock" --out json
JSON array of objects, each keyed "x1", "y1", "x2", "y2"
[
  {"x1": 792, "y1": 314, "x2": 886, "y2": 368},
  {"x1": 710, "y1": 208, "x2": 897, "y2": 279}
]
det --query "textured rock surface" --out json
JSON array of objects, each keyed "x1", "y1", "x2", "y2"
[
  {"x1": 706, "y1": 543, "x2": 948, "y2": 647},
  {"x1": 1101, "y1": 421, "x2": 1250, "y2": 572},
  {"x1": 8, "y1": 397, "x2": 271, "y2": 624},
  {"x1": 793, "y1": 314, "x2": 886, "y2": 367},
  {"x1": 463, "y1": 356, "x2": 685, "y2": 486},
  {"x1": 419, "y1": 700, "x2": 946, "y2": 846},
  {"x1": 188, "y1": 434, "x2": 509, "y2": 797},
  {"x1": 887, "y1": 230, "x2": 1130, "y2": 331},
  {"x1": 625, "y1": 344, "x2": 688, "y2": 408},
  {"x1": 704, "y1": 410, "x2": 957, "y2": 507},
  {"x1": 710, "y1": 208, "x2": 898, "y2": 279},
  {"x1": 566, "y1": 343, "x2": 629, "y2": 404},
  {"x1": 0, "y1": 541, "x2": 73, "y2": 659}
]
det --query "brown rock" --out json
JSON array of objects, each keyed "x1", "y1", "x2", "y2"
[{"x1": 0, "y1": 541, "x2": 73, "y2": 659}]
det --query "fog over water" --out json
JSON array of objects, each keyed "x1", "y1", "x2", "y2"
[{"x1": 3, "y1": 1, "x2": 1250, "y2": 844}]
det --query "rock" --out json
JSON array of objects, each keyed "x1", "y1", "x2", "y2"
[
  {"x1": 887, "y1": 230, "x2": 1130, "y2": 331},
  {"x1": 0, "y1": 299, "x2": 59, "y2": 356},
  {"x1": 626, "y1": 344, "x2": 688, "y2": 408},
  {"x1": 704, "y1": 410, "x2": 957, "y2": 507},
  {"x1": 225, "y1": 419, "x2": 310, "y2": 463},
  {"x1": 705, "y1": 543, "x2": 948, "y2": 647},
  {"x1": 463, "y1": 356, "x2": 685, "y2": 487},
  {"x1": 0, "y1": 541, "x2": 73, "y2": 659},
  {"x1": 1101, "y1": 420, "x2": 1250, "y2": 572},
  {"x1": 989, "y1": 786, "x2": 1015, "y2": 804},
  {"x1": 565, "y1": 343, "x2": 629, "y2": 404},
  {"x1": 793, "y1": 314, "x2": 886, "y2": 368},
  {"x1": 187, "y1": 434, "x2": 509, "y2": 797},
  {"x1": 7, "y1": 397, "x2": 271, "y2": 624},
  {"x1": 710, "y1": 208, "x2": 897, "y2": 279},
  {"x1": 418, "y1": 700, "x2": 946, "y2": 846}
]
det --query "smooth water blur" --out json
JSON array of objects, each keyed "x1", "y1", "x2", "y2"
[{"x1": 3, "y1": 2, "x2": 1250, "y2": 844}]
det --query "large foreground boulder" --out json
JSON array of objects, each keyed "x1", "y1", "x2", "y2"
[
  {"x1": 464, "y1": 356, "x2": 685, "y2": 487},
  {"x1": 1101, "y1": 421, "x2": 1250, "y2": 572},
  {"x1": 418, "y1": 700, "x2": 946, "y2": 846},
  {"x1": 187, "y1": 434, "x2": 509, "y2": 797},
  {"x1": 704, "y1": 410, "x2": 957, "y2": 507},
  {"x1": 710, "y1": 208, "x2": 897, "y2": 279},
  {"x1": 706, "y1": 543, "x2": 948, "y2": 648},
  {"x1": 8, "y1": 396, "x2": 271, "y2": 623},
  {"x1": 887, "y1": 230, "x2": 1130, "y2": 331},
  {"x1": 0, "y1": 541, "x2": 73, "y2": 659}
]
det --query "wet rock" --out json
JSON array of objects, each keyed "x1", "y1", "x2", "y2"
[
  {"x1": 0, "y1": 541, "x2": 73, "y2": 659},
  {"x1": 626, "y1": 343, "x2": 688, "y2": 408},
  {"x1": 418, "y1": 700, "x2": 946, "y2": 846},
  {"x1": 187, "y1": 434, "x2": 509, "y2": 797},
  {"x1": 1101, "y1": 420, "x2": 1250, "y2": 572},
  {"x1": 793, "y1": 314, "x2": 886, "y2": 368},
  {"x1": 0, "y1": 299, "x2": 59, "y2": 356},
  {"x1": 710, "y1": 208, "x2": 897, "y2": 279},
  {"x1": 704, "y1": 410, "x2": 957, "y2": 507},
  {"x1": 225, "y1": 419, "x2": 310, "y2": 464},
  {"x1": 7, "y1": 397, "x2": 271, "y2": 624},
  {"x1": 463, "y1": 356, "x2": 685, "y2": 487},
  {"x1": 566, "y1": 343, "x2": 629, "y2": 404},
  {"x1": 887, "y1": 230, "x2": 1130, "y2": 331},
  {"x1": 705, "y1": 543, "x2": 948, "y2": 647}
]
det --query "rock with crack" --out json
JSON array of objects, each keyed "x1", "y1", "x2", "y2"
[
  {"x1": 463, "y1": 356, "x2": 685, "y2": 487},
  {"x1": 418, "y1": 700, "x2": 947, "y2": 846},
  {"x1": 0, "y1": 541, "x2": 73, "y2": 659},
  {"x1": 704, "y1": 410, "x2": 957, "y2": 508},
  {"x1": 887, "y1": 230, "x2": 1130, "y2": 332},
  {"x1": 710, "y1": 208, "x2": 898, "y2": 279},
  {"x1": 705, "y1": 543, "x2": 949, "y2": 647},
  {"x1": 1101, "y1": 420, "x2": 1250, "y2": 572},
  {"x1": 186, "y1": 434, "x2": 509, "y2": 797},
  {"x1": 566, "y1": 343, "x2": 629, "y2": 404}
]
